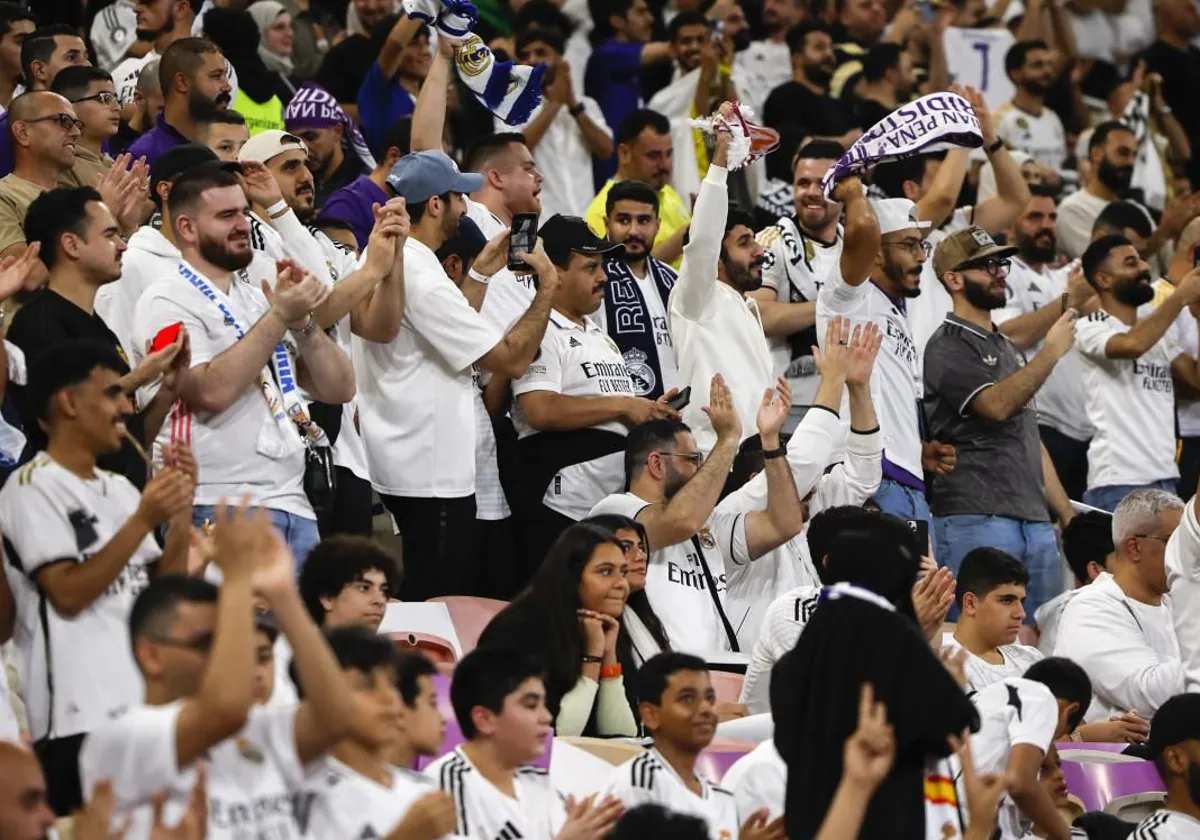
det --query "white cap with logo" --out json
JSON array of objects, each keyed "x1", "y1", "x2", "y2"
[{"x1": 870, "y1": 198, "x2": 932, "y2": 235}]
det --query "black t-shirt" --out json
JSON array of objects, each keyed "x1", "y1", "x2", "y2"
[
  {"x1": 8, "y1": 289, "x2": 149, "y2": 488},
  {"x1": 1138, "y1": 40, "x2": 1200, "y2": 180},
  {"x1": 848, "y1": 95, "x2": 891, "y2": 132},
  {"x1": 315, "y1": 34, "x2": 375, "y2": 105},
  {"x1": 763, "y1": 82, "x2": 858, "y2": 181}
]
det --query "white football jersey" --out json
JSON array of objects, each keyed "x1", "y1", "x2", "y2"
[
  {"x1": 940, "y1": 635, "x2": 1044, "y2": 693},
  {"x1": 994, "y1": 103, "x2": 1068, "y2": 170},
  {"x1": 722, "y1": 740, "x2": 786, "y2": 821},
  {"x1": 968, "y1": 678, "x2": 1060, "y2": 840},
  {"x1": 299, "y1": 756, "x2": 444, "y2": 839},
  {"x1": 740, "y1": 585, "x2": 820, "y2": 714},
  {"x1": 79, "y1": 702, "x2": 305, "y2": 840},
  {"x1": 601, "y1": 748, "x2": 740, "y2": 840},
  {"x1": 0, "y1": 454, "x2": 160, "y2": 740},
  {"x1": 1075, "y1": 309, "x2": 1181, "y2": 489},
  {"x1": 425, "y1": 747, "x2": 566, "y2": 840},
  {"x1": 1131, "y1": 810, "x2": 1200, "y2": 838}
]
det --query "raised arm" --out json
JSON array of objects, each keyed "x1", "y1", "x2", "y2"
[
  {"x1": 970, "y1": 310, "x2": 1075, "y2": 422},
  {"x1": 349, "y1": 201, "x2": 409, "y2": 343},
  {"x1": 836, "y1": 178, "x2": 880, "y2": 288},
  {"x1": 915, "y1": 147, "x2": 968, "y2": 230},
  {"x1": 744, "y1": 379, "x2": 805, "y2": 559},
  {"x1": 1102, "y1": 274, "x2": 1200, "y2": 358},
  {"x1": 411, "y1": 37, "x2": 455, "y2": 153},
  {"x1": 635, "y1": 374, "x2": 742, "y2": 549},
  {"x1": 998, "y1": 264, "x2": 1093, "y2": 351},
  {"x1": 966, "y1": 88, "x2": 1031, "y2": 232},
  {"x1": 671, "y1": 120, "x2": 732, "y2": 321},
  {"x1": 253, "y1": 525, "x2": 355, "y2": 765},
  {"x1": 378, "y1": 15, "x2": 424, "y2": 80}
]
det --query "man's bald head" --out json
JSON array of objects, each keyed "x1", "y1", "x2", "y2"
[
  {"x1": 8, "y1": 91, "x2": 79, "y2": 170},
  {"x1": 0, "y1": 742, "x2": 54, "y2": 840},
  {"x1": 7, "y1": 90, "x2": 67, "y2": 123}
]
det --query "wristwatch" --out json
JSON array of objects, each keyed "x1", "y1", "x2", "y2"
[
  {"x1": 762, "y1": 442, "x2": 787, "y2": 459},
  {"x1": 985, "y1": 137, "x2": 1005, "y2": 155},
  {"x1": 290, "y1": 312, "x2": 318, "y2": 338},
  {"x1": 568, "y1": 101, "x2": 586, "y2": 118}
]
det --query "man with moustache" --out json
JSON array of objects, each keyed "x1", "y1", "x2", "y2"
[
  {"x1": 128, "y1": 36, "x2": 233, "y2": 167},
  {"x1": 1075, "y1": 236, "x2": 1200, "y2": 511},
  {"x1": 670, "y1": 104, "x2": 773, "y2": 450},
  {"x1": 512, "y1": 214, "x2": 678, "y2": 564},
  {"x1": 993, "y1": 185, "x2": 1096, "y2": 501},
  {"x1": 1057, "y1": 122, "x2": 1137, "y2": 260},
  {"x1": 599, "y1": 179, "x2": 680, "y2": 400},
  {"x1": 816, "y1": 193, "x2": 954, "y2": 525},
  {"x1": 994, "y1": 41, "x2": 1068, "y2": 171},
  {"x1": 923, "y1": 227, "x2": 1077, "y2": 614},
  {"x1": 762, "y1": 22, "x2": 860, "y2": 189}
]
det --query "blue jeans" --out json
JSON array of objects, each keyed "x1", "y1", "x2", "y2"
[
  {"x1": 872, "y1": 478, "x2": 932, "y2": 528},
  {"x1": 192, "y1": 505, "x2": 320, "y2": 570},
  {"x1": 934, "y1": 515, "x2": 1061, "y2": 622},
  {"x1": 1082, "y1": 479, "x2": 1178, "y2": 513}
]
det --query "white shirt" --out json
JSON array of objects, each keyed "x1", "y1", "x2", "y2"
[
  {"x1": 512, "y1": 310, "x2": 632, "y2": 520},
  {"x1": 0, "y1": 454, "x2": 158, "y2": 741},
  {"x1": 1075, "y1": 308, "x2": 1180, "y2": 489},
  {"x1": 739, "y1": 585, "x2": 820, "y2": 715},
  {"x1": 90, "y1": 0, "x2": 138, "y2": 71},
  {"x1": 589, "y1": 491, "x2": 748, "y2": 655},
  {"x1": 942, "y1": 28, "x2": 1016, "y2": 109},
  {"x1": 132, "y1": 265, "x2": 313, "y2": 517},
  {"x1": 1034, "y1": 588, "x2": 1080, "y2": 656},
  {"x1": 994, "y1": 103, "x2": 1067, "y2": 170},
  {"x1": 601, "y1": 748, "x2": 739, "y2": 840},
  {"x1": 940, "y1": 635, "x2": 1044, "y2": 693},
  {"x1": 994, "y1": 257, "x2": 1092, "y2": 441},
  {"x1": 352, "y1": 237, "x2": 502, "y2": 497},
  {"x1": 80, "y1": 702, "x2": 304, "y2": 840},
  {"x1": 267, "y1": 635, "x2": 297, "y2": 708},
  {"x1": 1132, "y1": 811, "x2": 1200, "y2": 839},
  {"x1": 0, "y1": 645, "x2": 19, "y2": 741},
  {"x1": 1165, "y1": 496, "x2": 1200, "y2": 694},
  {"x1": 757, "y1": 218, "x2": 842, "y2": 406},
  {"x1": 504, "y1": 98, "x2": 610, "y2": 224},
  {"x1": 722, "y1": 740, "x2": 786, "y2": 821},
  {"x1": 817, "y1": 273, "x2": 924, "y2": 484},
  {"x1": 1053, "y1": 572, "x2": 1182, "y2": 720},
  {"x1": 425, "y1": 747, "x2": 565, "y2": 840},
  {"x1": 1144, "y1": 278, "x2": 1200, "y2": 437},
  {"x1": 669, "y1": 165, "x2": 773, "y2": 451},
  {"x1": 1056, "y1": 190, "x2": 1111, "y2": 261},
  {"x1": 299, "y1": 756, "x2": 443, "y2": 839},
  {"x1": 968, "y1": 678, "x2": 1060, "y2": 840},
  {"x1": 734, "y1": 40, "x2": 793, "y2": 115}
]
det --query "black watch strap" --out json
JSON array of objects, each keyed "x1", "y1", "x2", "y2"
[
  {"x1": 985, "y1": 137, "x2": 1005, "y2": 154},
  {"x1": 762, "y1": 444, "x2": 787, "y2": 459},
  {"x1": 569, "y1": 101, "x2": 586, "y2": 117}
]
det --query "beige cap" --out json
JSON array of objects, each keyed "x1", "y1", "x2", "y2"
[
  {"x1": 237, "y1": 129, "x2": 306, "y2": 164},
  {"x1": 933, "y1": 226, "x2": 1019, "y2": 279}
]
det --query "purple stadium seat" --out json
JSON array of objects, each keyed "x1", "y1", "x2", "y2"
[{"x1": 1061, "y1": 759, "x2": 1166, "y2": 814}]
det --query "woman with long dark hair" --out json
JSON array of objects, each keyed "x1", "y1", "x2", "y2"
[
  {"x1": 584, "y1": 514, "x2": 671, "y2": 664},
  {"x1": 477, "y1": 523, "x2": 638, "y2": 737}
]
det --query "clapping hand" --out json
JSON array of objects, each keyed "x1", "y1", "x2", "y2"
[
  {"x1": 813, "y1": 315, "x2": 855, "y2": 385},
  {"x1": 0, "y1": 243, "x2": 45, "y2": 301},
  {"x1": 264, "y1": 260, "x2": 330, "y2": 329},
  {"x1": 739, "y1": 810, "x2": 786, "y2": 840},
  {"x1": 703, "y1": 373, "x2": 742, "y2": 443},
  {"x1": 557, "y1": 795, "x2": 624, "y2": 840},
  {"x1": 365, "y1": 198, "x2": 411, "y2": 276},
  {"x1": 844, "y1": 321, "x2": 883, "y2": 389},
  {"x1": 756, "y1": 376, "x2": 790, "y2": 445},
  {"x1": 912, "y1": 566, "x2": 955, "y2": 643}
]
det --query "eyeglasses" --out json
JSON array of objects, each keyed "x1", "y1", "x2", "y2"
[
  {"x1": 961, "y1": 257, "x2": 1012, "y2": 277},
  {"x1": 1133, "y1": 534, "x2": 1171, "y2": 544},
  {"x1": 655, "y1": 451, "x2": 704, "y2": 466},
  {"x1": 883, "y1": 238, "x2": 932, "y2": 258},
  {"x1": 147, "y1": 632, "x2": 214, "y2": 652},
  {"x1": 71, "y1": 91, "x2": 120, "y2": 109},
  {"x1": 23, "y1": 113, "x2": 84, "y2": 132}
]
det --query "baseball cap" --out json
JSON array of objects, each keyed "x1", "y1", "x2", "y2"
[
  {"x1": 149, "y1": 143, "x2": 242, "y2": 206},
  {"x1": 932, "y1": 226, "x2": 1019, "y2": 279},
  {"x1": 238, "y1": 129, "x2": 307, "y2": 165},
  {"x1": 1146, "y1": 693, "x2": 1200, "y2": 760},
  {"x1": 538, "y1": 214, "x2": 622, "y2": 267},
  {"x1": 871, "y1": 198, "x2": 931, "y2": 236},
  {"x1": 386, "y1": 150, "x2": 483, "y2": 205}
]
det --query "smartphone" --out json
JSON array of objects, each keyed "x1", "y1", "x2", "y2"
[
  {"x1": 508, "y1": 213, "x2": 539, "y2": 273},
  {"x1": 1193, "y1": 244, "x2": 1200, "y2": 269},
  {"x1": 919, "y1": 0, "x2": 934, "y2": 22},
  {"x1": 150, "y1": 322, "x2": 183, "y2": 353},
  {"x1": 666, "y1": 386, "x2": 692, "y2": 412},
  {"x1": 906, "y1": 519, "x2": 930, "y2": 553}
]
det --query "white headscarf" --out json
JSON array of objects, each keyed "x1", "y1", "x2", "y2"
[{"x1": 249, "y1": 0, "x2": 295, "y2": 77}]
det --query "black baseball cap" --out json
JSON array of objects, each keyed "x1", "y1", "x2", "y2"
[
  {"x1": 538, "y1": 214, "x2": 622, "y2": 267},
  {"x1": 149, "y1": 143, "x2": 243, "y2": 206},
  {"x1": 1146, "y1": 694, "x2": 1200, "y2": 759}
]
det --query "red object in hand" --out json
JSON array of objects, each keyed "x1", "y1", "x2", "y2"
[{"x1": 150, "y1": 322, "x2": 182, "y2": 353}]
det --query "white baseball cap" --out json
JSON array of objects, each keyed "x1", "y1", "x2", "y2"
[
  {"x1": 238, "y1": 129, "x2": 307, "y2": 164},
  {"x1": 870, "y1": 198, "x2": 931, "y2": 235}
]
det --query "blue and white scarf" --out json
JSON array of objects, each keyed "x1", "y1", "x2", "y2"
[
  {"x1": 602, "y1": 255, "x2": 677, "y2": 400},
  {"x1": 403, "y1": 0, "x2": 545, "y2": 126},
  {"x1": 821, "y1": 91, "x2": 983, "y2": 198}
]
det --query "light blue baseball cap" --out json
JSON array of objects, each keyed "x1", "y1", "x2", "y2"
[{"x1": 386, "y1": 150, "x2": 483, "y2": 204}]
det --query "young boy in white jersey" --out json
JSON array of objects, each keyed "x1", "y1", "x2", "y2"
[
  {"x1": 0, "y1": 341, "x2": 196, "y2": 816},
  {"x1": 602, "y1": 652, "x2": 785, "y2": 840},
  {"x1": 967, "y1": 657, "x2": 1092, "y2": 840},
  {"x1": 1132, "y1": 693, "x2": 1200, "y2": 839},
  {"x1": 79, "y1": 503, "x2": 357, "y2": 840},
  {"x1": 298, "y1": 627, "x2": 456, "y2": 840},
  {"x1": 943, "y1": 548, "x2": 1043, "y2": 692},
  {"x1": 427, "y1": 646, "x2": 624, "y2": 840}
]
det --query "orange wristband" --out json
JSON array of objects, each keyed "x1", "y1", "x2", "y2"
[{"x1": 600, "y1": 663, "x2": 623, "y2": 680}]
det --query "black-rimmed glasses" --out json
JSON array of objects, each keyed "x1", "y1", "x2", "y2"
[{"x1": 23, "y1": 113, "x2": 83, "y2": 132}]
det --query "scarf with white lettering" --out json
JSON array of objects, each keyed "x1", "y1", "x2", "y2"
[
  {"x1": 821, "y1": 91, "x2": 983, "y2": 197},
  {"x1": 602, "y1": 255, "x2": 677, "y2": 399},
  {"x1": 284, "y1": 82, "x2": 377, "y2": 170}
]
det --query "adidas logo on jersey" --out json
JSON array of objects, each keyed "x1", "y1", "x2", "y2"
[
  {"x1": 494, "y1": 821, "x2": 524, "y2": 840},
  {"x1": 569, "y1": 337, "x2": 582, "y2": 347}
]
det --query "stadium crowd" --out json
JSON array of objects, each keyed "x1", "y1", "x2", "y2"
[{"x1": 3, "y1": 0, "x2": 1200, "y2": 837}]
